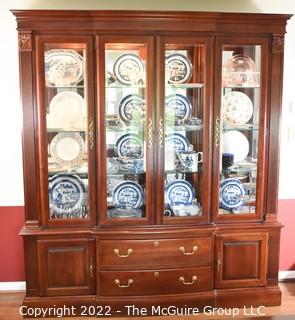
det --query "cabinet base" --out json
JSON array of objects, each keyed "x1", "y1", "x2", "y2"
[{"x1": 21, "y1": 286, "x2": 281, "y2": 318}]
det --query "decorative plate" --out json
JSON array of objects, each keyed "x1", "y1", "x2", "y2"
[
  {"x1": 115, "y1": 133, "x2": 144, "y2": 158},
  {"x1": 113, "y1": 53, "x2": 145, "y2": 85},
  {"x1": 223, "y1": 54, "x2": 256, "y2": 86},
  {"x1": 118, "y1": 94, "x2": 145, "y2": 123},
  {"x1": 222, "y1": 130, "x2": 249, "y2": 163},
  {"x1": 166, "y1": 53, "x2": 192, "y2": 84},
  {"x1": 48, "y1": 91, "x2": 86, "y2": 129},
  {"x1": 165, "y1": 133, "x2": 190, "y2": 152},
  {"x1": 112, "y1": 181, "x2": 144, "y2": 209},
  {"x1": 165, "y1": 180, "x2": 195, "y2": 206},
  {"x1": 165, "y1": 94, "x2": 192, "y2": 121},
  {"x1": 222, "y1": 91, "x2": 253, "y2": 125},
  {"x1": 45, "y1": 49, "x2": 84, "y2": 86},
  {"x1": 219, "y1": 178, "x2": 246, "y2": 210},
  {"x1": 50, "y1": 132, "x2": 85, "y2": 168},
  {"x1": 49, "y1": 174, "x2": 87, "y2": 215},
  {"x1": 107, "y1": 208, "x2": 142, "y2": 218}
]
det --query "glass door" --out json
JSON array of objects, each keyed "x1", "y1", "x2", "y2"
[
  {"x1": 98, "y1": 36, "x2": 154, "y2": 225},
  {"x1": 213, "y1": 38, "x2": 269, "y2": 222},
  {"x1": 156, "y1": 37, "x2": 212, "y2": 224},
  {"x1": 36, "y1": 36, "x2": 95, "y2": 226}
]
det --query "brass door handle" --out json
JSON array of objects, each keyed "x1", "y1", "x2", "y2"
[
  {"x1": 159, "y1": 117, "x2": 164, "y2": 149},
  {"x1": 114, "y1": 279, "x2": 133, "y2": 288},
  {"x1": 217, "y1": 252, "x2": 221, "y2": 272},
  {"x1": 89, "y1": 257, "x2": 94, "y2": 278},
  {"x1": 215, "y1": 115, "x2": 220, "y2": 147},
  {"x1": 179, "y1": 246, "x2": 198, "y2": 255},
  {"x1": 179, "y1": 275, "x2": 197, "y2": 285},
  {"x1": 114, "y1": 248, "x2": 133, "y2": 258}
]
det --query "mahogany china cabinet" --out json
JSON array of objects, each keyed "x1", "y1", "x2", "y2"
[{"x1": 13, "y1": 10, "x2": 291, "y2": 316}]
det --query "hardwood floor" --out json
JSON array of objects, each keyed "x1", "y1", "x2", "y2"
[{"x1": 0, "y1": 282, "x2": 294, "y2": 320}]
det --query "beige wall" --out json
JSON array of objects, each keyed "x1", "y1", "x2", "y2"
[{"x1": 0, "y1": 1, "x2": 294, "y2": 204}]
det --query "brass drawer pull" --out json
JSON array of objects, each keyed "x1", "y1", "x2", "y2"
[
  {"x1": 179, "y1": 246, "x2": 198, "y2": 255},
  {"x1": 114, "y1": 279, "x2": 133, "y2": 288},
  {"x1": 114, "y1": 248, "x2": 133, "y2": 258},
  {"x1": 179, "y1": 275, "x2": 197, "y2": 285}
]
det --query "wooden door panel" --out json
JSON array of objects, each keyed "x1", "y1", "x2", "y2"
[
  {"x1": 38, "y1": 238, "x2": 95, "y2": 296},
  {"x1": 215, "y1": 233, "x2": 268, "y2": 288}
]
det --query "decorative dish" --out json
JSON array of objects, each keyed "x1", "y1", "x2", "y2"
[
  {"x1": 165, "y1": 94, "x2": 192, "y2": 121},
  {"x1": 47, "y1": 91, "x2": 86, "y2": 129},
  {"x1": 115, "y1": 133, "x2": 144, "y2": 158},
  {"x1": 112, "y1": 181, "x2": 144, "y2": 209},
  {"x1": 113, "y1": 53, "x2": 145, "y2": 85},
  {"x1": 50, "y1": 132, "x2": 85, "y2": 168},
  {"x1": 118, "y1": 94, "x2": 145, "y2": 123},
  {"x1": 219, "y1": 178, "x2": 246, "y2": 210},
  {"x1": 222, "y1": 130, "x2": 249, "y2": 163},
  {"x1": 165, "y1": 133, "x2": 190, "y2": 152},
  {"x1": 166, "y1": 53, "x2": 192, "y2": 84},
  {"x1": 49, "y1": 174, "x2": 87, "y2": 216},
  {"x1": 45, "y1": 49, "x2": 84, "y2": 86},
  {"x1": 165, "y1": 180, "x2": 195, "y2": 206},
  {"x1": 222, "y1": 91, "x2": 253, "y2": 125}
]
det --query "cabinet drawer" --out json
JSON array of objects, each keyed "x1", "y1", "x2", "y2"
[
  {"x1": 100, "y1": 267, "x2": 212, "y2": 296},
  {"x1": 100, "y1": 237, "x2": 212, "y2": 269}
]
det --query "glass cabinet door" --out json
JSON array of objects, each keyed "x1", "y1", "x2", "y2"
[
  {"x1": 158, "y1": 37, "x2": 212, "y2": 224},
  {"x1": 213, "y1": 38, "x2": 268, "y2": 221},
  {"x1": 99, "y1": 37, "x2": 153, "y2": 224},
  {"x1": 36, "y1": 36, "x2": 95, "y2": 225}
]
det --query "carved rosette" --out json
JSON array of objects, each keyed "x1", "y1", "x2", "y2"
[
  {"x1": 272, "y1": 34, "x2": 284, "y2": 53},
  {"x1": 18, "y1": 32, "x2": 32, "y2": 51}
]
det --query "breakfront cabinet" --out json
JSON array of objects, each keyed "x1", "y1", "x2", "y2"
[{"x1": 13, "y1": 10, "x2": 291, "y2": 315}]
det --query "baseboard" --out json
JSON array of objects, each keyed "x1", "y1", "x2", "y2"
[
  {"x1": 279, "y1": 270, "x2": 295, "y2": 281},
  {"x1": 0, "y1": 281, "x2": 26, "y2": 291}
]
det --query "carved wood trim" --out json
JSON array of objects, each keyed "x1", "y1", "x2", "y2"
[
  {"x1": 272, "y1": 34, "x2": 284, "y2": 53},
  {"x1": 18, "y1": 31, "x2": 32, "y2": 51}
]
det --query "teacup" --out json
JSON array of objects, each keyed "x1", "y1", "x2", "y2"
[{"x1": 177, "y1": 151, "x2": 203, "y2": 172}]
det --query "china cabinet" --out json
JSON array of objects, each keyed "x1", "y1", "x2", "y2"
[{"x1": 13, "y1": 10, "x2": 291, "y2": 315}]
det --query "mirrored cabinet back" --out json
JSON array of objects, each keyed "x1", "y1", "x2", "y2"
[{"x1": 12, "y1": 10, "x2": 291, "y2": 316}]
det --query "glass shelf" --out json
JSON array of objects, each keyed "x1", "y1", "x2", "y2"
[
  {"x1": 166, "y1": 124, "x2": 203, "y2": 132},
  {"x1": 222, "y1": 124, "x2": 259, "y2": 131},
  {"x1": 223, "y1": 85, "x2": 260, "y2": 89},
  {"x1": 166, "y1": 83, "x2": 205, "y2": 89},
  {"x1": 47, "y1": 128, "x2": 86, "y2": 133},
  {"x1": 165, "y1": 168, "x2": 201, "y2": 174},
  {"x1": 105, "y1": 84, "x2": 146, "y2": 89},
  {"x1": 46, "y1": 85, "x2": 85, "y2": 89},
  {"x1": 107, "y1": 170, "x2": 145, "y2": 175}
]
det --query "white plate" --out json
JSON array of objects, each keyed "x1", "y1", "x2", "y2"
[
  {"x1": 47, "y1": 91, "x2": 86, "y2": 129},
  {"x1": 219, "y1": 178, "x2": 246, "y2": 210},
  {"x1": 222, "y1": 130, "x2": 249, "y2": 163},
  {"x1": 113, "y1": 54, "x2": 145, "y2": 85},
  {"x1": 166, "y1": 53, "x2": 192, "y2": 84},
  {"x1": 223, "y1": 91, "x2": 253, "y2": 125},
  {"x1": 50, "y1": 132, "x2": 85, "y2": 168},
  {"x1": 112, "y1": 181, "x2": 144, "y2": 209},
  {"x1": 165, "y1": 180, "x2": 195, "y2": 206},
  {"x1": 45, "y1": 49, "x2": 84, "y2": 86}
]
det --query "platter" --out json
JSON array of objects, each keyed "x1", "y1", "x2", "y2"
[
  {"x1": 165, "y1": 180, "x2": 195, "y2": 206},
  {"x1": 222, "y1": 91, "x2": 253, "y2": 125},
  {"x1": 219, "y1": 178, "x2": 246, "y2": 210},
  {"x1": 50, "y1": 132, "x2": 85, "y2": 168},
  {"x1": 115, "y1": 133, "x2": 144, "y2": 158},
  {"x1": 112, "y1": 181, "x2": 144, "y2": 209},
  {"x1": 222, "y1": 130, "x2": 249, "y2": 163},
  {"x1": 118, "y1": 94, "x2": 145, "y2": 123},
  {"x1": 49, "y1": 174, "x2": 87, "y2": 216},
  {"x1": 165, "y1": 133, "x2": 190, "y2": 152},
  {"x1": 45, "y1": 49, "x2": 84, "y2": 86},
  {"x1": 113, "y1": 53, "x2": 145, "y2": 85},
  {"x1": 166, "y1": 53, "x2": 192, "y2": 84},
  {"x1": 47, "y1": 91, "x2": 86, "y2": 129},
  {"x1": 165, "y1": 94, "x2": 192, "y2": 121}
]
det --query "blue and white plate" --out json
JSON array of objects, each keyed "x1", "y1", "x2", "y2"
[
  {"x1": 112, "y1": 181, "x2": 144, "y2": 209},
  {"x1": 49, "y1": 174, "x2": 87, "y2": 215},
  {"x1": 219, "y1": 178, "x2": 246, "y2": 210},
  {"x1": 113, "y1": 53, "x2": 145, "y2": 85},
  {"x1": 118, "y1": 94, "x2": 145, "y2": 123},
  {"x1": 166, "y1": 53, "x2": 192, "y2": 84},
  {"x1": 165, "y1": 180, "x2": 195, "y2": 206},
  {"x1": 115, "y1": 133, "x2": 144, "y2": 158},
  {"x1": 165, "y1": 133, "x2": 190, "y2": 152},
  {"x1": 165, "y1": 94, "x2": 192, "y2": 121}
]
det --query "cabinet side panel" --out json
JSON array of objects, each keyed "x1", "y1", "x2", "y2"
[{"x1": 18, "y1": 31, "x2": 39, "y2": 224}]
